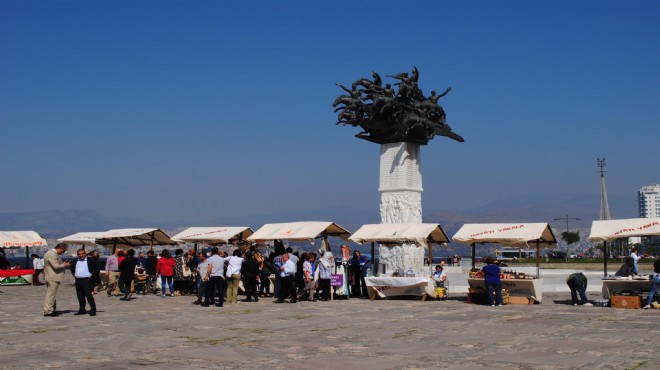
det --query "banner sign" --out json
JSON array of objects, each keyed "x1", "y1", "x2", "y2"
[{"x1": 330, "y1": 274, "x2": 343, "y2": 286}]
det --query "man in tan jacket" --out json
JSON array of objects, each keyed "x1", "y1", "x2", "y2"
[{"x1": 43, "y1": 243, "x2": 71, "y2": 317}]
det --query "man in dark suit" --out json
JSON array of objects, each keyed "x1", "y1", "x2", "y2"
[{"x1": 70, "y1": 248, "x2": 100, "y2": 316}]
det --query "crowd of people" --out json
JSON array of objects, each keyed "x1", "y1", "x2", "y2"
[
  {"x1": 38, "y1": 241, "x2": 379, "y2": 316},
  {"x1": 31, "y1": 242, "x2": 660, "y2": 316}
]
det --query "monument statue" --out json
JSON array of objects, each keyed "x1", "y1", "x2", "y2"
[
  {"x1": 334, "y1": 67, "x2": 464, "y2": 276},
  {"x1": 334, "y1": 67, "x2": 464, "y2": 145}
]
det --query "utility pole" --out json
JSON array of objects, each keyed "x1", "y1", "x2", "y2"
[
  {"x1": 554, "y1": 214, "x2": 581, "y2": 233},
  {"x1": 597, "y1": 157, "x2": 612, "y2": 275},
  {"x1": 597, "y1": 158, "x2": 611, "y2": 221}
]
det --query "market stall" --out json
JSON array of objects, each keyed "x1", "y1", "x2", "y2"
[
  {"x1": 57, "y1": 232, "x2": 105, "y2": 249},
  {"x1": 453, "y1": 223, "x2": 557, "y2": 303},
  {"x1": 349, "y1": 223, "x2": 450, "y2": 300},
  {"x1": 247, "y1": 221, "x2": 352, "y2": 297},
  {"x1": 171, "y1": 226, "x2": 254, "y2": 253},
  {"x1": 94, "y1": 228, "x2": 176, "y2": 252},
  {"x1": 588, "y1": 217, "x2": 660, "y2": 299},
  {"x1": 0, "y1": 230, "x2": 48, "y2": 276},
  {"x1": 600, "y1": 278, "x2": 653, "y2": 299}
]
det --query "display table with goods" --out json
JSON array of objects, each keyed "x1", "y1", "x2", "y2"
[
  {"x1": 349, "y1": 224, "x2": 452, "y2": 301},
  {"x1": 468, "y1": 269, "x2": 543, "y2": 303},
  {"x1": 0, "y1": 269, "x2": 34, "y2": 285},
  {"x1": 453, "y1": 222, "x2": 556, "y2": 305},
  {"x1": 601, "y1": 275, "x2": 652, "y2": 299},
  {"x1": 364, "y1": 275, "x2": 435, "y2": 300}
]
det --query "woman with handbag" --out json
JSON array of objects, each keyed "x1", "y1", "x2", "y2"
[{"x1": 173, "y1": 249, "x2": 194, "y2": 296}]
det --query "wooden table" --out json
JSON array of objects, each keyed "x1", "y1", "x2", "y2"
[{"x1": 468, "y1": 278, "x2": 544, "y2": 303}]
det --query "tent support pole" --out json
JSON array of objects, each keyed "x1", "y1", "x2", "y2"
[
  {"x1": 471, "y1": 243, "x2": 476, "y2": 270},
  {"x1": 370, "y1": 242, "x2": 375, "y2": 274},
  {"x1": 428, "y1": 239, "x2": 433, "y2": 267},
  {"x1": 324, "y1": 236, "x2": 330, "y2": 252},
  {"x1": 149, "y1": 232, "x2": 154, "y2": 252},
  {"x1": 603, "y1": 241, "x2": 608, "y2": 277},
  {"x1": 194, "y1": 243, "x2": 198, "y2": 254},
  {"x1": 25, "y1": 246, "x2": 29, "y2": 269},
  {"x1": 536, "y1": 240, "x2": 540, "y2": 278},
  {"x1": 112, "y1": 240, "x2": 117, "y2": 254}
]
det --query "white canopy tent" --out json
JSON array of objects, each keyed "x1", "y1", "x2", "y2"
[
  {"x1": 94, "y1": 228, "x2": 176, "y2": 252},
  {"x1": 57, "y1": 232, "x2": 106, "y2": 247},
  {"x1": 171, "y1": 227, "x2": 254, "y2": 253},
  {"x1": 0, "y1": 231, "x2": 49, "y2": 268},
  {"x1": 171, "y1": 227, "x2": 254, "y2": 244},
  {"x1": 588, "y1": 217, "x2": 660, "y2": 276},
  {"x1": 350, "y1": 223, "x2": 450, "y2": 246},
  {"x1": 349, "y1": 223, "x2": 450, "y2": 266},
  {"x1": 248, "y1": 221, "x2": 352, "y2": 298},
  {"x1": 247, "y1": 221, "x2": 351, "y2": 242},
  {"x1": 453, "y1": 223, "x2": 557, "y2": 277}
]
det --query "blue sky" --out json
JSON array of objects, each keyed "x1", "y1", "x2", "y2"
[{"x1": 1, "y1": 0, "x2": 659, "y2": 222}]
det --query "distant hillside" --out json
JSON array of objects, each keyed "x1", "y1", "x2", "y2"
[
  {"x1": 0, "y1": 210, "x2": 151, "y2": 238},
  {"x1": 0, "y1": 192, "x2": 637, "y2": 257},
  {"x1": 0, "y1": 206, "x2": 379, "y2": 240},
  {"x1": 426, "y1": 192, "x2": 637, "y2": 229},
  {"x1": 424, "y1": 192, "x2": 636, "y2": 257}
]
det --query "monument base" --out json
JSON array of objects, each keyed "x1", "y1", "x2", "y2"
[
  {"x1": 380, "y1": 191, "x2": 422, "y2": 224},
  {"x1": 377, "y1": 142, "x2": 426, "y2": 276},
  {"x1": 378, "y1": 243, "x2": 428, "y2": 277}
]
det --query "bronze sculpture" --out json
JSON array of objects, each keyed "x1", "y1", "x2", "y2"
[{"x1": 334, "y1": 67, "x2": 464, "y2": 145}]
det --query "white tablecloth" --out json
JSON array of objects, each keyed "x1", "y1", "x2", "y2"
[
  {"x1": 601, "y1": 278, "x2": 652, "y2": 299},
  {"x1": 364, "y1": 276, "x2": 435, "y2": 299}
]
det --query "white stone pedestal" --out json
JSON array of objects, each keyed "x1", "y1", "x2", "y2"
[
  {"x1": 378, "y1": 142, "x2": 427, "y2": 275},
  {"x1": 378, "y1": 142, "x2": 423, "y2": 223}
]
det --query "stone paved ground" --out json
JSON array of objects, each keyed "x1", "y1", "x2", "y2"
[{"x1": 0, "y1": 274, "x2": 657, "y2": 370}]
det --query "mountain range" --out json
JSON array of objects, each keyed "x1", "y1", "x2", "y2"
[{"x1": 0, "y1": 192, "x2": 637, "y2": 241}]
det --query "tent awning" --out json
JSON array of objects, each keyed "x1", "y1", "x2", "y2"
[
  {"x1": 171, "y1": 227, "x2": 254, "y2": 244},
  {"x1": 0, "y1": 231, "x2": 48, "y2": 248},
  {"x1": 349, "y1": 223, "x2": 449, "y2": 246},
  {"x1": 246, "y1": 221, "x2": 351, "y2": 242},
  {"x1": 588, "y1": 218, "x2": 660, "y2": 242},
  {"x1": 452, "y1": 223, "x2": 557, "y2": 246},
  {"x1": 94, "y1": 228, "x2": 175, "y2": 248},
  {"x1": 57, "y1": 232, "x2": 106, "y2": 246}
]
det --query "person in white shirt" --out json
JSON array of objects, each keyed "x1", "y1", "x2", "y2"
[
  {"x1": 276, "y1": 253, "x2": 297, "y2": 303},
  {"x1": 286, "y1": 247, "x2": 299, "y2": 271},
  {"x1": 203, "y1": 247, "x2": 226, "y2": 307},
  {"x1": 69, "y1": 248, "x2": 99, "y2": 316},
  {"x1": 31, "y1": 254, "x2": 45, "y2": 285},
  {"x1": 225, "y1": 249, "x2": 244, "y2": 304},
  {"x1": 630, "y1": 246, "x2": 642, "y2": 275}
]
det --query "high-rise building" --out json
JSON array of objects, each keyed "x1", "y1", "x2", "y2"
[{"x1": 638, "y1": 184, "x2": 660, "y2": 218}]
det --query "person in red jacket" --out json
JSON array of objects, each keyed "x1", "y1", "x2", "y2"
[{"x1": 156, "y1": 249, "x2": 176, "y2": 297}]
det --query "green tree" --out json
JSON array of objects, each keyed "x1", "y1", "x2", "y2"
[{"x1": 561, "y1": 231, "x2": 580, "y2": 246}]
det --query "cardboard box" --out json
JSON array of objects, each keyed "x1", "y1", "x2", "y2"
[
  {"x1": 611, "y1": 295, "x2": 641, "y2": 309},
  {"x1": 508, "y1": 296, "x2": 532, "y2": 305}
]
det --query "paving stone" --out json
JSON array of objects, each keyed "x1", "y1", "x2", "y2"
[{"x1": 0, "y1": 274, "x2": 658, "y2": 369}]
